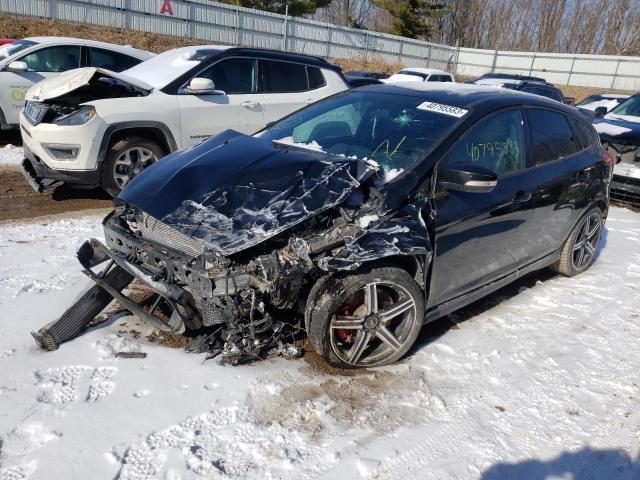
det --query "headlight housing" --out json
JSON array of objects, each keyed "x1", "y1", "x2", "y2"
[{"x1": 54, "y1": 106, "x2": 97, "y2": 126}]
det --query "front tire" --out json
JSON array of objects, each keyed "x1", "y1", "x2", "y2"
[
  {"x1": 101, "y1": 136, "x2": 165, "y2": 197},
  {"x1": 552, "y1": 207, "x2": 603, "y2": 276},
  {"x1": 306, "y1": 267, "x2": 424, "y2": 368}
]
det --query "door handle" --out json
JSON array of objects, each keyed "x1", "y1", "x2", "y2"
[
  {"x1": 241, "y1": 101, "x2": 259, "y2": 108},
  {"x1": 512, "y1": 191, "x2": 532, "y2": 204},
  {"x1": 304, "y1": 98, "x2": 314, "y2": 104}
]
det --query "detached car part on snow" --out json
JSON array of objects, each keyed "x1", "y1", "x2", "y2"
[{"x1": 33, "y1": 85, "x2": 610, "y2": 368}]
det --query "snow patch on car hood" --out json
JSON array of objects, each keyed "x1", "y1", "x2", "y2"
[{"x1": 26, "y1": 67, "x2": 153, "y2": 102}]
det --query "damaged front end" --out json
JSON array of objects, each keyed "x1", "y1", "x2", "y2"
[{"x1": 33, "y1": 132, "x2": 433, "y2": 364}]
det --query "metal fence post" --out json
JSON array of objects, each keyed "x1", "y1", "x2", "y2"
[
  {"x1": 326, "y1": 25, "x2": 332, "y2": 59},
  {"x1": 567, "y1": 55, "x2": 577, "y2": 85},
  {"x1": 189, "y1": 2, "x2": 196, "y2": 39},
  {"x1": 282, "y1": 4, "x2": 289, "y2": 51},
  {"x1": 235, "y1": 2, "x2": 240, "y2": 46},
  {"x1": 364, "y1": 30, "x2": 369, "y2": 63},
  {"x1": 123, "y1": 0, "x2": 132, "y2": 30},
  {"x1": 398, "y1": 39, "x2": 404, "y2": 64},
  {"x1": 491, "y1": 49, "x2": 498, "y2": 72},
  {"x1": 610, "y1": 58, "x2": 621, "y2": 89},
  {"x1": 426, "y1": 44, "x2": 432, "y2": 68},
  {"x1": 528, "y1": 50, "x2": 536, "y2": 76},
  {"x1": 48, "y1": 0, "x2": 58, "y2": 19}
]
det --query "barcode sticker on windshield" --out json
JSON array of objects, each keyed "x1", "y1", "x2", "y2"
[{"x1": 417, "y1": 102, "x2": 468, "y2": 118}]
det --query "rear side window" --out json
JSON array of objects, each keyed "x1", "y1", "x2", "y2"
[
  {"x1": 261, "y1": 60, "x2": 308, "y2": 93},
  {"x1": 89, "y1": 48, "x2": 141, "y2": 72},
  {"x1": 20, "y1": 45, "x2": 81, "y2": 72},
  {"x1": 527, "y1": 109, "x2": 580, "y2": 165},
  {"x1": 307, "y1": 66, "x2": 325, "y2": 89},
  {"x1": 573, "y1": 120, "x2": 598, "y2": 149},
  {"x1": 536, "y1": 87, "x2": 563, "y2": 102},
  {"x1": 447, "y1": 109, "x2": 526, "y2": 177}
]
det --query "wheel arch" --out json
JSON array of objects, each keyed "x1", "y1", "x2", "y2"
[{"x1": 98, "y1": 122, "x2": 178, "y2": 162}]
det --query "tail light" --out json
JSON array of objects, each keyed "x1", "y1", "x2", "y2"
[{"x1": 600, "y1": 148, "x2": 615, "y2": 167}]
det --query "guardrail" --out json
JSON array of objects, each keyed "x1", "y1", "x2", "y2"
[{"x1": 2, "y1": 0, "x2": 639, "y2": 90}]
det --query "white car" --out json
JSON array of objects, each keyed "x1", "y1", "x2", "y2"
[
  {"x1": 384, "y1": 68, "x2": 454, "y2": 84},
  {"x1": 0, "y1": 37, "x2": 152, "y2": 129},
  {"x1": 20, "y1": 46, "x2": 349, "y2": 197}
]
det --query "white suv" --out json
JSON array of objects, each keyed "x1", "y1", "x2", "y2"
[
  {"x1": 0, "y1": 37, "x2": 152, "y2": 129},
  {"x1": 19, "y1": 46, "x2": 349, "y2": 196}
]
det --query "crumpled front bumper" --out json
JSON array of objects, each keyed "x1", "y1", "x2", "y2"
[{"x1": 21, "y1": 146, "x2": 101, "y2": 193}]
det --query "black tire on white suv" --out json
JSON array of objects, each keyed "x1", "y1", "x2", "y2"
[{"x1": 101, "y1": 136, "x2": 165, "y2": 197}]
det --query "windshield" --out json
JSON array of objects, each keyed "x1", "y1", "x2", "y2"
[
  {"x1": 123, "y1": 46, "x2": 226, "y2": 89},
  {"x1": 0, "y1": 39, "x2": 37, "y2": 62},
  {"x1": 609, "y1": 95, "x2": 640, "y2": 118},
  {"x1": 257, "y1": 91, "x2": 461, "y2": 176}
]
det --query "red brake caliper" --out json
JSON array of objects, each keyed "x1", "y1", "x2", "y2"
[{"x1": 335, "y1": 303, "x2": 354, "y2": 344}]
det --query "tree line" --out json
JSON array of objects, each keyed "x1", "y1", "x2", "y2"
[{"x1": 218, "y1": 0, "x2": 640, "y2": 56}]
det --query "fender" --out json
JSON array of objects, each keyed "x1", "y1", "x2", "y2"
[{"x1": 97, "y1": 121, "x2": 178, "y2": 162}]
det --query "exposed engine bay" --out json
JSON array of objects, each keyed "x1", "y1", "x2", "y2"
[{"x1": 32, "y1": 130, "x2": 433, "y2": 364}]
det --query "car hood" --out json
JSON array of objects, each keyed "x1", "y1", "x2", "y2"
[
  {"x1": 594, "y1": 113, "x2": 640, "y2": 144},
  {"x1": 26, "y1": 67, "x2": 153, "y2": 102},
  {"x1": 118, "y1": 130, "x2": 380, "y2": 256}
]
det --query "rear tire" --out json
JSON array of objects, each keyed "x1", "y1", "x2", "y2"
[
  {"x1": 551, "y1": 207, "x2": 603, "y2": 276},
  {"x1": 307, "y1": 267, "x2": 424, "y2": 368},
  {"x1": 101, "y1": 136, "x2": 165, "y2": 197}
]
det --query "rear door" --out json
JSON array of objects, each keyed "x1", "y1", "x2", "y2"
[
  {"x1": 429, "y1": 108, "x2": 537, "y2": 306},
  {"x1": 521, "y1": 108, "x2": 601, "y2": 257},
  {"x1": 177, "y1": 57, "x2": 264, "y2": 147},
  {"x1": 260, "y1": 59, "x2": 325, "y2": 125}
]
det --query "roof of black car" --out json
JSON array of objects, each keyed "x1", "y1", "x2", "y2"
[
  {"x1": 218, "y1": 47, "x2": 342, "y2": 72},
  {"x1": 356, "y1": 82, "x2": 579, "y2": 117}
]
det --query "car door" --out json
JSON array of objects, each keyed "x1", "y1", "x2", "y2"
[
  {"x1": 0, "y1": 44, "x2": 81, "y2": 124},
  {"x1": 429, "y1": 108, "x2": 537, "y2": 307},
  {"x1": 177, "y1": 57, "x2": 264, "y2": 148},
  {"x1": 261, "y1": 59, "x2": 324, "y2": 125},
  {"x1": 521, "y1": 108, "x2": 598, "y2": 258}
]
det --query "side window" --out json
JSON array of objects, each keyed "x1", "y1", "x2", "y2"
[
  {"x1": 20, "y1": 46, "x2": 81, "y2": 72},
  {"x1": 442, "y1": 75, "x2": 453, "y2": 82},
  {"x1": 261, "y1": 60, "x2": 308, "y2": 93},
  {"x1": 447, "y1": 109, "x2": 526, "y2": 177},
  {"x1": 89, "y1": 48, "x2": 141, "y2": 72},
  {"x1": 427, "y1": 75, "x2": 440, "y2": 82},
  {"x1": 527, "y1": 109, "x2": 581, "y2": 165},
  {"x1": 200, "y1": 58, "x2": 257, "y2": 94},
  {"x1": 307, "y1": 66, "x2": 325, "y2": 89},
  {"x1": 536, "y1": 87, "x2": 562, "y2": 102},
  {"x1": 573, "y1": 120, "x2": 597, "y2": 150}
]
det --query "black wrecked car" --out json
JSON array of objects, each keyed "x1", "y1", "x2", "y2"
[{"x1": 33, "y1": 84, "x2": 612, "y2": 368}]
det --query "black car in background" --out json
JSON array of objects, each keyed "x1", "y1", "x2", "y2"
[
  {"x1": 345, "y1": 70, "x2": 389, "y2": 80},
  {"x1": 344, "y1": 70, "x2": 389, "y2": 87},
  {"x1": 34, "y1": 84, "x2": 612, "y2": 368},
  {"x1": 467, "y1": 72, "x2": 548, "y2": 83},
  {"x1": 594, "y1": 93, "x2": 640, "y2": 206}
]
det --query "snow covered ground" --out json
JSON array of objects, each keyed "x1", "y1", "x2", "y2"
[
  {"x1": 0, "y1": 207, "x2": 639, "y2": 480},
  {"x1": 0, "y1": 145, "x2": 23, "y2": 166}
]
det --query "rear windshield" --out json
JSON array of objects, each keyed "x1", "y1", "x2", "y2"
[
  {"x1": 257, "y1": 91, "x2": 462, "y2": 177},
  {"x1": 0, "y1": 39, "x2": 37, "y2": 62}
]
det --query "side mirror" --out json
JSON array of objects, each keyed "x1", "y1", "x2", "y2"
[
  {"x1": 7, "y1": 61, "x2": 28, "y2": 72},
  {"x1": 185, "y1": 77, "x2": 223, "y2": 95},
  {"x1": 594, "y1": 106, "x2": 607, "y2": 118},
  {"x1": 440, "y1": 162, "x2": 498, "y2": 193}
]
